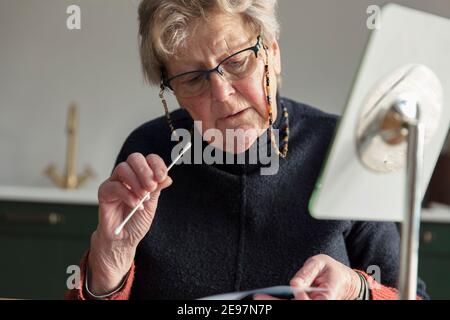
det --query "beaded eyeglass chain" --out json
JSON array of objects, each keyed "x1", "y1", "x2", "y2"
[
  {"x1": 159, "y1": 40, "x2": 290, "y2": 159},
  {"x1": 262, "y1": 43, "x2": 289, "y2": 159},
  {"x1": 160, "y1": 84, "x2": 179, "y2": 141}
]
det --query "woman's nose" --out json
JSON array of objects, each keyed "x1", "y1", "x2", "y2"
[{"x1": 209, "y1": 72, "x2": 235, "y2": 102}]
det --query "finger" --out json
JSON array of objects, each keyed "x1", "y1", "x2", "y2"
[
  {"x1": 98, "y1": 181, "x2": 142, "y2": 223},
  {"x1": 126, "y1": 152, "x2": 158, "y2": 193},
  {"x1": 146, "y1": 154, "x2": 168, "y2": 183},
  {"x1": 99, "y1": 181, "x2": 141, "y2": 207},
  {"x1": 142, "y1": 176, "x2": 173, "y2": 213},
  {"x1": 307, "y1": 284, "x2": 335, "y2": 300},
  {"x1": 156, "y1": 176, "x2": 173, "y2": 192},
  {"x1": 111, "y1": 162, "x2": 147, "y2": 199},
  {"x1": 310, "y1": 292, "x2": 330, "y2": 300},
  {"x1": 290, "y1": 256, "x2": 326, "y2": 290},
  {"x1": 310, "y1": 283, "x2": 337, "y2": 300},
  {"x1": 291, "y1": 287, "x2": 311, "y2": 300},
  {"x1": 253, "y1": 294, "x2": 283, "y2": 300}
]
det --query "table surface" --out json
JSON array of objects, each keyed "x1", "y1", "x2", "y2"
[
  {"x1": 421, "y1": 203, "x2": 450, "y2": 223},
  {"x1": 0, "y1": 185, "x2": 98, "y2": 205}
]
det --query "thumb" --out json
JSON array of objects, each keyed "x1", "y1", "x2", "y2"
[
  {"x1": 142, "y1": 176, "x2": 173, "y2": 213},
  {"x1": 159, "y1": 176, "x2": 173, "y2": 190},
  {"x1": 290, "y1": 256, "x2": 325, "y2": 289}
]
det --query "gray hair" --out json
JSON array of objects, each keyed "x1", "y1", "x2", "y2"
[{"x1": 138, "y1": 0, "x2": 280, "y2": 85}]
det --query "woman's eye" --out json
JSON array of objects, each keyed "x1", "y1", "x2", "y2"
[
  {"x1": 227, "y1": 58, "x2": 245, "y2": 69},
  {"x1": 183, "y1": 74, "x2": 202, "y2": 85}
]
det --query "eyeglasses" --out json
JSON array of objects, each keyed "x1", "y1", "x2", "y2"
[{"x1": 162, "y1": 36, "x2": 263, "y2": 98}]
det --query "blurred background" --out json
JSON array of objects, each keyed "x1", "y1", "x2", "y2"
[{"x1": 0, "y1": 0, "x2": 449, "y2": 299}]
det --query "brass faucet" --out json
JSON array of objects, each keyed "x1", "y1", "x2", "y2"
[{"x1": 44, "y1": 103, "x2": 94, "y2": 189}]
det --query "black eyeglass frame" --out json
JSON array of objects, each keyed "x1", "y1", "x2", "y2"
[{"x1": 161, "y1": 35, "x2": 263, "y2": 91}]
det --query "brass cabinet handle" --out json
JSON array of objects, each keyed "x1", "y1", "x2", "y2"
[
  {"x1": 422, "y1": 230, "x2": 434, "y2": 244},
  {"x1": 1, "y1": 212, "x2": 64, "y2": 226}
]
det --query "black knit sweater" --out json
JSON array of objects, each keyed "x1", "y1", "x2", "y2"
[{"x1": 113, "y1": 96, "x2": 428, "y2": 299}]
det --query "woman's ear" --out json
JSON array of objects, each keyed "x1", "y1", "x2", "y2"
[{"x1": 270, "y1": 39, "x2": 281, "y2": 75}]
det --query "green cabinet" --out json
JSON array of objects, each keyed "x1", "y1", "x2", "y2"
[
  {"x1": 419, "y1": 222, "x2": 450, "y2": 299},
  {"x1": 1, "y1": 199, "x2": 448, "y2": 300},
  {"x1": 0, "y1": 201, "x2": 97, "y2": 299}
]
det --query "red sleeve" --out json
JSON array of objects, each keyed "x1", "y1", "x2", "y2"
[
  {"x1": 356, "y1": 270, "x2": 422, "y2": 300},
  {"x1": 64, "y1": 251, "x2": 135, "y2": 300}
]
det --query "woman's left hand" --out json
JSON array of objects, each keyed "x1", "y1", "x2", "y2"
[{"x1": 254, "y1": 254, "x2": 362, "y2": 300}]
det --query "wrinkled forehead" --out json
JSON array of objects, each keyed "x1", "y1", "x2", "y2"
[{"x1": 164, "y1": 12, "x2": 257, "y2": 72}]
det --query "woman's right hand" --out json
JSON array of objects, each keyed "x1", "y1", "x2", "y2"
[{"x1": 88, "y1": 152, "x2": 173, "y2": 295}]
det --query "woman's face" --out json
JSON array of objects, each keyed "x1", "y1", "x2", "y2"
[{"x1": 165, "y1": 12, "x2": 281, "y2": 154}]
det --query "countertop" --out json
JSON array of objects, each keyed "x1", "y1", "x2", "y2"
[
  {"x1": 0, "y1": 185, "x2": 449, "y2": 222},
  {"x1": 421, "y1": 203, "x2": 450, "y2": 223},
  {"x1": 0, "y1": 185, "x2": 98, "y2": 205}
]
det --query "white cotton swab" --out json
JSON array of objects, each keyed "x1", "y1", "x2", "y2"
[{"x1": 114, "y1": 142, "x2": 192, "y2": 236}]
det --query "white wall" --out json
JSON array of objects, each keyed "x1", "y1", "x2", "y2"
[
  {"x1": 278, "y1": 0, "x2": 450, "y2": 114},
  {"x1": 0, "y1": 0, "x2": 164, "y2": 189},
  {"x1": 1, "y1": 0, "x2": 449, "y2": 191}
]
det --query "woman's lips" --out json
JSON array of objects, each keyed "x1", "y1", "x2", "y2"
[{"x1": 223, "y1": 108, "x2": 249, "y2": 121}]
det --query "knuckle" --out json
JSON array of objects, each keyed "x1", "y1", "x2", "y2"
[
  {"x1": 97, "y1": 180, "x2": 109, "y2": 199},
  {"x1": 146, "y1": 154, "x2": 166, "y2": 181},
  {"x1": 308, "y1": 254, "x2": 328, "y2": 265},
  {"x1": 306, "y1": 255, "x2": 321, "y2": 265},
  {"x1": 134, "y1": 163, "x2": 148, "y2": 178},
  {"x1": 98, "y1": 179, "x2": 108, "y2": 191},
  {"x1": 146, "y1": 153, "x2": 158, "y2": 162},
  {"x1": 146, "y1": 154, "x2": 163, "y2": 168},
  {"x1": 127, "y1": 152, "x2": 144, "y2": 164},
  {"x1": 297, "y1": 269, "x2": 312, "y2": 280},
  {"x1": 115, "y1": 162, "x2": 128, "y2": 175},
  {"x1": 109, "y1": 182, "x2": 126, "y2": 199}
]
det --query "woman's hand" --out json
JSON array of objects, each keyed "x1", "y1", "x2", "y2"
[
  {"x1": 88, "y1": 153, "x2": 173, "y2": 295},
  {"x1": 254, "y1": 254, "x2": 362, "y2": 300}
]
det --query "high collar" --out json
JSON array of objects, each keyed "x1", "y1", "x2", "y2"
[{"x1": 201, "y1": 93, "x2": 285, "y2": 176}]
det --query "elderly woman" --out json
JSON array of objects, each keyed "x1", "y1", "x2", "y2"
[{"x1": 67, "y1": 0, "x2": 427, "y2": 300}]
